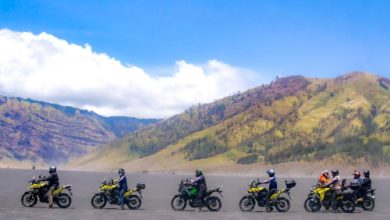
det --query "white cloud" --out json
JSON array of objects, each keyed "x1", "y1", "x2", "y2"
[{"x1": 0, "y1": 29, "x2": 264, "y2": 118}]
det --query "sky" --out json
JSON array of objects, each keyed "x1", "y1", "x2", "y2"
[{"x1": 0, "y1": 0, "x2": 389, "y2": 118}]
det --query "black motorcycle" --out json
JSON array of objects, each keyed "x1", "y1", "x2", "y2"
[
  {"x1": 170, "y1": 178, "x2": 223, "y2": 211},
  {"x1": 350, "y1": 183, "x2": 375, "y2": 211}
]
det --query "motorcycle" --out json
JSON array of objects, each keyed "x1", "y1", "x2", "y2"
[
  {"x1": 91, "y1": 179, "x2": 145, "y2": 210},
  {"x1": 304, "y1": 179, "x2": 355, "y2": 213},
  {"x1": 171, "y1": 178, "x2": 223, "y2": 211},
  {"x1": 21, "y1": 176, "x2": 72, "y2": 208},
  {"x1": 239, "y1": 179, "x2": 296, "y2": 212},
  {"x1": 349, "y1": 183, "x2": 375, "y2": 211}
]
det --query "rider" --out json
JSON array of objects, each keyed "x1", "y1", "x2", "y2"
[
  {"x1": 350, "y1": 170, "x2": 363, "y2": 202},
  {"x1": 260, "y1": 169, "x2": 277, "y2": 211},
  {"x1": 325, "y1": 169, "x2": 342, "y2": 210},
  {"x1": 318, "y1": 170, "x2": 331, "y2": 186},
  {"x1": 361, "y1": 170, "x2": 372, "y2": 190},
  {"x1": 41, "y1": 166, "x2": 60, "y2": 208},
  {"x1": 117, "y1": 168, "x2": 128, "y2": 210},
  {"x1": 191, "y1": 169, "x2": 207, "y2": 208}
]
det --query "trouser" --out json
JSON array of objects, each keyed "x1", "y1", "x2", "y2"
[
  {"x1": 196, "y1": 185, "x2": 207, "y2": 204},
  {"x1": 355, "y1": 188, "x2": 365, "y2": 200},
  {"x1": 266, "y1": 189, "x2": 277, "y2": 207},
  {"x1": 47, "y1": 186, "x2": 56, "y2": 206},
  {"x1": 119, "y1": 188, "x2": 127, "y2": 208},
  {"x1": 331, "y1": 190, "x2": 341, "y2": 209}
]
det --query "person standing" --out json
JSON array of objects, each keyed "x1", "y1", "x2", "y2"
[{"x1": 117, "y1": 168, "x2": 128, "y2": 210}]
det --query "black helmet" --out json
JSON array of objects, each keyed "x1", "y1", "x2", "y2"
[
  {"x1": 195, "y1": 169, "x2": 203, "y2": 177},
  {"x1": 363, "y1": 170, "x2": 370, "y2": 178},
  {"x1": 49, "y1": 166, "x2": 56, "y2": 174},
  {"x1": 266, "y1": 169, "x2": 275, "y2": 177},
  {"x1": 331, "y1": 169, "x2": 339, "y2": 177},
  {"x1": 118, "y1": 168, "x2": 125, "y2": 176}
]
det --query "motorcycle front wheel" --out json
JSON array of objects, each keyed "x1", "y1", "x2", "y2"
[
  {"x1": 21, "y1": 192, "x2": 37, "y2": 207},
  {"x1": 239, "y1": 196, "x2": 256, "y2": 212},
  {"x1": 362, "y1": 196, "x2": 375, "y2": 211},
  {"x1": 304, "y1": 197, "x2": 321, "y2": 212},
  {"x1": 171, "y1": 195, "x2": 187, "y2": 211},
  {"x1": 91, "y1": 193, "x2": 107, "y2": 209}
]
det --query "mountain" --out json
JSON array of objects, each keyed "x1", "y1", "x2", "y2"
[
  {"x1": 0, "y1": 96, "x2": 158, "y2": 164},
  {"x1": 72, "y1": 72, "x2": 390, "y2": 172}
]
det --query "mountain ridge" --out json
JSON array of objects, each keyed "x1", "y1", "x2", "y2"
[
  {"x1": 70, "y1": 72, "x2": 390, "y2": 171},
  {"x1": 0, "y1": 95, "x2": 159, "y2": 164}
]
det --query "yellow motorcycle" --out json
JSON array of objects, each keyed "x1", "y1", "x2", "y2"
[
  {"x1": 21, "y1": 177, "x2": 72, "y2": 208},
  {"x1": 304, "y1": 179, "x2": 355, "y2": 213},
  {"x1": 91, "y1": 179, "x2": 145, "y2": 209},
  {"x1": 239, "y1": 179, "x2": 296, "y2": 212}
]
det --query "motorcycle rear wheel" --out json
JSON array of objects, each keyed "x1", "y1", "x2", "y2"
[
  {"x1": 56, "y1": 193, "x2": 72, "y2": 208},
  {"x1": 91, "y1": 193, "x2": 107, "y2": 209},
  {"x1": 340, "y1": 198, "x2": 355, "y2": 213},
  {"x1": 239, "y1": 196, "x2": 256, "y2": 212},
  {"x1": 206, "y1": 196, "x2": 222, "y2": 212},
  {"x1": 275, "y1": 197, "x2": 290, "y2": 212},
  {"x1": 21, "y1": 192, "x2": 37, "y2": 207},
  {"x1": 171, "y1": 195, "x2": 187, "y2": 211},
  {"x1": 126, "y1": 195, "x2": 142, "y2": 210}
]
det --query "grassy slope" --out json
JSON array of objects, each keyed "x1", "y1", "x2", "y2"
[{"x1": 70, "y1": 73, "x2": 390, "y2": 172}]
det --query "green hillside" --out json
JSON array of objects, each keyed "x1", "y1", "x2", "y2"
[{"x1": 74, "y1": 72, "x2": 390, "y2": 170}]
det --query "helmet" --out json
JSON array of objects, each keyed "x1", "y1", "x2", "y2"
[
  {"x1": 331, "y1": 169, "x2": 339, "y2": 177},
  {"x1": 195, "y1": 169, "x2": 203, "y2": 177},
  {"x1": 118, "y1": 168, "x2": 125, "y2": 176},
  {"x1": 266, "y1": 169, "x2": 275, "y2": 177},
  {"x1": 353, "y1": 170, "x2": 361, "y2": 179},
  {"x1": 49, "y1": 166, "x2": 56, "y2": 174},
  {"x1": 363, "y1": 170, "x2": 370, "y2": 178}
]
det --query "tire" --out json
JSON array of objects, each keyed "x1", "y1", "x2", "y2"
[
  {"x1": 56, "y1": 193, "x2": 72, "y2": 208},
  {"x1": 126, "y1": 195, "x2": 142, "y2": 210},
  {"x1": 239, "y1": 196, "x2": 256, "y2": 212},
  {"x1": 206, "y1": 196, "x2": 222, "y2": 212},
  {"x1": 91, "y1": 193, "x2": 107, "y2": 209},
  {"x1": 304, "y1": 197, "x2": 321, "y2": 212},
  {"x1": 171, "y1": 195, "x2": 187, "y2": 211},
  {"x1": 340, "y1": 198, "x2": 355, "y2": 213},
  {"x1": 362, "y1": 196, "x2": 375, "y2": 211},
  {"x1": 275, "y1": 197, "x2": 290, "y2": 212},
  {"x1": 21, "y1": 192, "x2": 37, "y2": 207}
]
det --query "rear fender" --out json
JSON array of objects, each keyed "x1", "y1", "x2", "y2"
[
  {"x1": 64, "y1": 185, "x2": 72, "y2": 196},
  {"x1": 270, "y1": 189, "x2": 285, "y2": 200},
  {"x1": 53, "y1": 185, "x2": 72, "y2": 196},
  {"x1": 124, "y1": 189, "x2": 136, "y2": 198}
]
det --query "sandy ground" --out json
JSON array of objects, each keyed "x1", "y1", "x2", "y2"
[{"x1": 0, "y1": 169, "x2": 389, "y2": 220}]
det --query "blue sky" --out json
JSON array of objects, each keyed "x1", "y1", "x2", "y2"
[
  {"x1": 0, "y1": 0, "x2": 389, "y2": 117},
  {"x1": 1, "y1": 0, "x2": 389, "y2": 78}
]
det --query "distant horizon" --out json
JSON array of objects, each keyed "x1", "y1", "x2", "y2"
[{"x1": 0, "y1": 71, "x2": 386, "y2": 119}]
